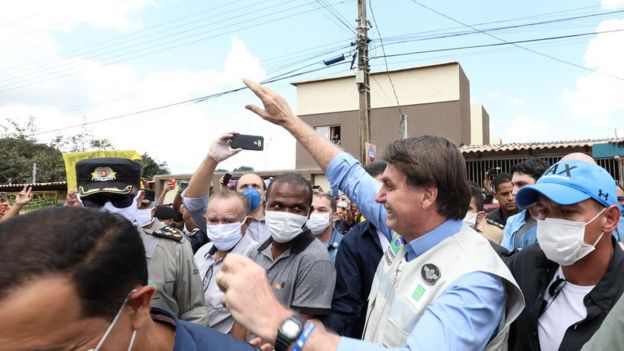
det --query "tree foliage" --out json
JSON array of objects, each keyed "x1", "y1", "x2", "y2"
[
  {"x1": 140, "y1": 152, "x2": 170, "y2": 180},
  {"x1": 233, "y1": 166, "x2": 254, "y2": 172},
  {"x1": 0, "y1": 138, "x2": 65, "y2": 184},
  {"x1": 1, "y1": 117, "x2": 170, "y2": 183}
]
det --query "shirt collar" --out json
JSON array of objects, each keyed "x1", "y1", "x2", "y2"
[{"x1": 403, "y1": 219, "x2": 463, "y2": 261}]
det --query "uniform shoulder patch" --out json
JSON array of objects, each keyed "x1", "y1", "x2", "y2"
[
  {"x1": 150, "y1": 226, "x2": 184, "y2": 242},
  {"x1": 486, "y1": 218, "x2": 505, "y2": 229}
]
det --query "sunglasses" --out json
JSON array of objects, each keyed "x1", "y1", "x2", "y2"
[{"x1": 81, "y1": 194, "x2": 135, "y2": 208}]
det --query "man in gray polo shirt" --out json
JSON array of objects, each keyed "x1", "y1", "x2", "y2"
[{"x1": 247, "y1": 173, "x2": 336, "y2": 318}]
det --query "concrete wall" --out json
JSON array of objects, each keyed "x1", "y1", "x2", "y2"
[
  {"x1": 295, "y1": 62, "x2": 475, "y2": 169},
  {"x1": 295, "y1": 62, "x2": 462, "y2": 115},
  {"x1": 471, "y1": 105, "x2": 492, "y2": 145}
]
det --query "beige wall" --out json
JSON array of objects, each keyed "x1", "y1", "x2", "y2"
[
  {"x1": 294, "y1": 62, "x2": 478, "y2": 168},
  {"x1": 297, "y1": 100, "x2": 468, "y2": 169},
  {"x1": 295, "y1": 62, "x2": 462, "y2": 116},
  {"x1": 471, "y1": 105, "x2": 485, "y2": 145}
]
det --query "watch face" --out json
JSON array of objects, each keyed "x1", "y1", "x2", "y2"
[{"x1": 281, "y1": 319, "x2": 301, "y2": 338}]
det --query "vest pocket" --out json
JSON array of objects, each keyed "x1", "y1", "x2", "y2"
[{"x1": 382, "y1": 296, "x2": 422, "y2": 347}]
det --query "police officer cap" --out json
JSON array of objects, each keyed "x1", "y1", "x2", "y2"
[{"x1": 76, "y1": 158, "x2": 141, "y2": 197}]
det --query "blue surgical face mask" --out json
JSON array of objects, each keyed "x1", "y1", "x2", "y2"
[{"x1": 241, "y1": 187, "x2": 261, "y2": 212}]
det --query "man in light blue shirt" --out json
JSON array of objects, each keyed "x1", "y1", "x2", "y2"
[
  {"x1": 500, "y1": 158, "x2": 550, "y2": 251},
  {"x1": 217, "y1": 79, "x2": 524, "y2": 351}
]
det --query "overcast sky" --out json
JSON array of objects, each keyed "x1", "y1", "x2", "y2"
[{"x1": 1, "y1": 0, "x2": 623, "y2": 173}]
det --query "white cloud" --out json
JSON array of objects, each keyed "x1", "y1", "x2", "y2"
[
  {"x1": 503, "y1": 115, "x2": 549, "y2": 142},
  {"x1": 486, "y1": 90, "x2": 524, "y2": 106},
  {"x1": 0, "y1": 34, "x2": 278, "y2": 173},
  {"x1": 602, "y1": 0, "x2": 624, "y2": 9},
  {"x1": 562, "y1": 19, "x2": 624, "y2": 125}
]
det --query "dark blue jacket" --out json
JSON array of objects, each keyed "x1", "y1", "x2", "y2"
[
  {"x1": 151, "y1": 307, "x2": 257, "y2": 351},
  {"x1": 322, "y1": 221, "x2": 383, "y2": 338}
]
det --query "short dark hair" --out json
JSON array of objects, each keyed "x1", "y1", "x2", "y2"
[
  {"x1": 0, "y1": 207, "x2": 147, "y2": 320},
  {"x1": 511, "y1": 158, "x2": 550, "y2": 181},
  {"x1": 467, "y1": 181, "x2": 485, "y2": 212},
  {"x1": 363, "y1": 161, "x2": 387, "y2": 178},
  {"x1": 383, "y1": 136, "x2": 470, "y2": 220},
  {"x1": 313, "y1": 190, "x2": 336, "y2": 213},
  {"x1": 209, "y1": 190, "x2": 251, "y2": 216},
  {"x1": 266, "y1": 173, "x2": 313, "y2": 210},
  {"x1": 154, "y1": 205, "x2": 175, "y2": 220},
  {"x1": 492, "y1": 173, "x2": 512, "y2": 193}
]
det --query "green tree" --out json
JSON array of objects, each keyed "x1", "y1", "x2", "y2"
[
  {"x1": 140, "y1": 152, "x2": 170, "y2": 180},
  {"x1": 0, "y1": 138, "x2": 65, "y2": 184},
  {"x1": 233, "y1": 166, "x2": 254, "y2": 172}
]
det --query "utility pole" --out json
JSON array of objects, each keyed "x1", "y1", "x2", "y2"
[{"x1": 356, "y1": 0, "x2": 370, "y2": 162}]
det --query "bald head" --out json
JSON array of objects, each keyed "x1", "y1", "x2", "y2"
[
  {"x1": 236, "y1": 173, "x2": 265, "y2": 192},
  {"x1": 561, "y1": 152, "x2": 596, "y2": 165}
]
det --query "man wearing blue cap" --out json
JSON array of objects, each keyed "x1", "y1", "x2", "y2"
[{"x1": 506, "y1": 159, "x2": 624, "y2": 351}]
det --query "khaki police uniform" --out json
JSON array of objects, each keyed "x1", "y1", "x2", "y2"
[
  {"x1": 477, "y1": 218, "x2": 505, "y2": 244},
  {"x1": 140, "y1": 219, "x2": 209, "y2": 326}
]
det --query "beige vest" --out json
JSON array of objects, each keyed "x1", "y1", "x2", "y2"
[{"x1": 363, "y1": 225, "x2": 525, "y2": 350}]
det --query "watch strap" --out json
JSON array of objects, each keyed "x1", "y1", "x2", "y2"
[{"x1": 275, "y1": 315, "x2": 305, "y2": 351}]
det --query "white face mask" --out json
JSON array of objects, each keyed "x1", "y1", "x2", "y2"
[
  {"x1": 537, "y1": 209, "x2": 606, "y2": 266},
  {"x1": 206, "y1": 221, "x2": 244, "y2": 251},
  {"x1": 307, "y1": 212, "x2": 331, "y2": 235},
  {"x1": 135, "y1": 208, "x2": 153, "y2": 228},
  {"x1": 265, "y1": 210, "x2": 307, "y2": 243},
  {"x1": 463, "y1": 211, "x2": 478, "y2": 229},
  {"x1": 101, "y1": 193, "x2": 140, "y2": 224},
  {"x1": 88, "y1": 290, "x2": 136, "y2": 351}
]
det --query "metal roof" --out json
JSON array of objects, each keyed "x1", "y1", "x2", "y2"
[{"x1": 460, "y1": 138, "x2": 623, "y2": 154}]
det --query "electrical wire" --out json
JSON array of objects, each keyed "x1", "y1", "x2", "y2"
[
  {"x1": 367, "y1": 0, "x2": 403, "y2": 117},
  {"x1": 32, "y1": 60, "x2": 350, "y2": 136},
  {"x1": 0, "y1": 0, "x2": 353, "y2": 93},
  {"x1": 407, "y1": 0, "x2": 624, "y2": 81}
]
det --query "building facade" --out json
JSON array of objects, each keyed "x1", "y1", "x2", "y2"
[{"x1": 293, "y1": 62, "x2": 489, "y2": 169}]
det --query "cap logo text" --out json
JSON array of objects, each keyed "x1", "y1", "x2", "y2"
[{"x1": 543, "y1": 163, "x2": 578, "y2": 178}]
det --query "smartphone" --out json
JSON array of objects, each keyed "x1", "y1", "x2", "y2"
[
  {"x1": 230, "y1": 134, "x2": 264, "y2": 151},
  {"x1": 168, "y1": 178, "x2": 176, "y2": 187},
  {"x1": 222, "y1": 173, "x2": 232, "y2": 185},
  {"x1": 179, "y1": 182, "x2": 189, "y2": 191}
]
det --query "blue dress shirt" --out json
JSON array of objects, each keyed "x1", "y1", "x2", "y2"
[
  {"x1": 500, "y1": 210, "x2": 537, "y2": 251},
  {"x1": 326, "y1": 151, "x2": 506, "y2": 351}
]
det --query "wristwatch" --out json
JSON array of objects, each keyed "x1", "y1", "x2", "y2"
[{"x1": 275, "y1": 315, "x2": 305, "y2": 351}]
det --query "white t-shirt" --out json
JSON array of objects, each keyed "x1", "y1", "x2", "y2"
[{"x1": 538, "y1": 267, "x2": 595, "y2": 351}]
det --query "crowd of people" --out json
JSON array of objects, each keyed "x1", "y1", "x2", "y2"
[{"x1": 1, "y1": 79, "x2": 624, "y2": 351}]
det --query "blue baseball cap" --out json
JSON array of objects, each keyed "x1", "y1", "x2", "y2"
[{"x1": 516, "y1": 159, "x2": 617, "y2": 209}]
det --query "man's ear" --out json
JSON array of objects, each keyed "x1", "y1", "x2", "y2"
[
  {"x1": 127, "y1": 285, "x2": 155, "y2": 330},
  {"x1": 135, "y1": 191, "x2": 144, "y2": 209},
  {"x1": 420, "y1": 184, "x2": 438, "y2": 211},
  {"x1": 241, "y1": 216, "x2": 253, "y2": 235},
  {"x1": 603, "y1": 205, "x2": 621, "y2": 233},
  {"x1": 476, "y1": 211, "x2": 486, "y2": 226}
]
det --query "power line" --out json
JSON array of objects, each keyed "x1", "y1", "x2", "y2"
[
  {"x1": 0, "y1": 0, "x2": 353, "y2": 93},
  {"x1": 380, "y1": 8, "x2": 624, "y2": 46},
  {"x1": 367, "y1": 0, "x2": 402, "y2": 116},
  {"x1": 313, "y1": 0, "x2": 356, "y2": 35},
  {"x1": 32, "y1": 61, "x2": 350, "y2": 136},
  {"x1": 407, "y1": 0, "x2": 624, "y2": 81},
  {"x1": 377, "y1": 27, "x2": 624, "y2": 66}
]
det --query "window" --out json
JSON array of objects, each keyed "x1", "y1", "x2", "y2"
[{"x1": 315, "y1": 125, "x2": 341, "y2": 145}]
